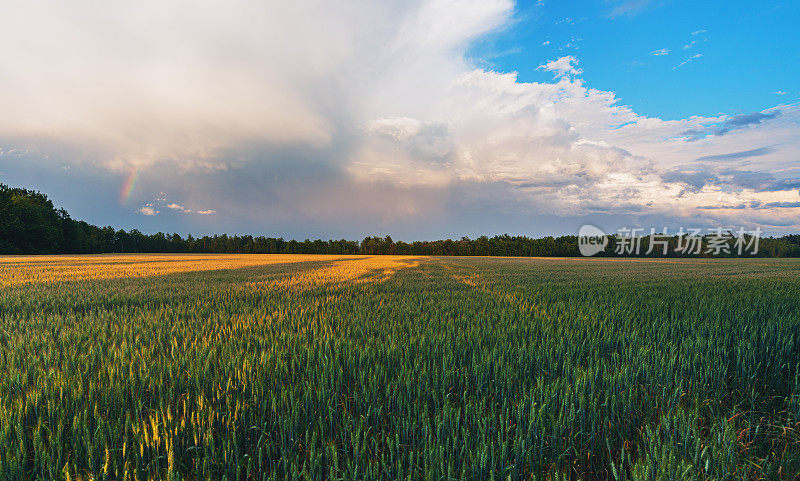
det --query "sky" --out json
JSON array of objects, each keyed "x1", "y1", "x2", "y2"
[{"x1": 1, "y1": 0, "x2": 799, "y2": 239}]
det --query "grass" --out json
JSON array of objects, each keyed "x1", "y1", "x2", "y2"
[{"x1": 1, "y1": 255, "x2": 799, "y2": 480}]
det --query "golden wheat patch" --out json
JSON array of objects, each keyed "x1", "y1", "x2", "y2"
[
  {"x1": 254, "y1": 256, "x2": 421, "y2": 290},
  {"x1": 0, "y1": 254, "x2": 349, "y2": 287}
]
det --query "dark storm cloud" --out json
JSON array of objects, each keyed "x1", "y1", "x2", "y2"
[
  {"x1": 698, "y1": 200, "x2": 766, "y2": 210},
  {"x1": 680, "y1": 110, "x2": 781, "y2": 141},
  {"x1": 764, "y1": 178, "x2": 800, "y2": 191},
  {"x1": 661, "y1": 169, "x2": 719, "y2": 193},
  {"x1": 662, "y1": 159, "x2": 800, "y2": 195},
  {"x1": 723, "y1": 170, "x2": 780, "y2": 191},
  {"x1": 764, "y1": 201, "x2": 800, "y2": 208},
  {"x1": 718, "y1": 111, "x2": 781, "y2": 133},
  {"x1": 697, "y1": 204, "x2": 749, "y2": 210},
  {"x1": 723, "y1": 172, "x2": 800, "y2": 193},
  {"x1": 513, "y1": 173, "x2": 591, "y2": 189},
  {"x1": 695, "y1": 146, "x2": 775, "y2": 162}
]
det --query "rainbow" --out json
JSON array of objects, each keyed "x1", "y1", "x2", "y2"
[{"x1": 120, "y1": 168, "x2": 139, "y2": 204}]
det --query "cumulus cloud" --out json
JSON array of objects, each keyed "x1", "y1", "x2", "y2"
[
  {"x1": 0, "y1": 0, "x2": 513, "y2": 170},
  {"x1": 536, "y1": 56, "x2": 583, "y2": 77},
  {"x1": 138, "y1": 205, "x2": 159, "y2": 216}
]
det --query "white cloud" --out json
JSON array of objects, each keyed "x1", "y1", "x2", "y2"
[
  {"x1": 536, "y1": 56, "x2": 582, "y2": 77},
  {"x1": 167, "y1": 203, "x2": 188, "y2": 212},
  {"x1": 139, "y1": 197, "x2": 215, "y2": 215},
  {"x1": 774, "y1": 91, "x2": 787, "y2": 95},
  {"x1": 559, "y1": 36, "x2": 582, "y2": 50},
  {"x1": 650, "y1": 48, "x2": 670, "y2": 56},
  {"x1": 0, "y1": 0, "x2": 513, "y2": 170},
  {"x1": 673, "y1": 53, "x2": 703, "y2": 70},
  {"x1": 348, "y1": 64, "x2": 800, "y2": 230},
  {"x1": 138, "y1": 205, "x2": 158, "y2": 216},
  {"x1": 607, "y1": 0, "x2": 655, "y2": 18}
]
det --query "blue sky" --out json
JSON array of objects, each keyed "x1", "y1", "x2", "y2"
[
  {"x1": 471, "y1": 0, "x2": 799, "y2": 119},
  {"x1": 1, "y1": 0, "x2": 799, "y2": 239}
]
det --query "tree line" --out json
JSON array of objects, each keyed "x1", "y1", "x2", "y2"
[{"x1": 2, "y1": 183, "x2": 800, "y2": 257}]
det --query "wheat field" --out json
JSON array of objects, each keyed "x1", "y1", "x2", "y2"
[{"x1": 1, "y1": 255, "x2": 799, "y2": 480}]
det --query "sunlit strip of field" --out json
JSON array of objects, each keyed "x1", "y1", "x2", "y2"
[
  {"x1": 0, "y1": 254, "x2": 408, "y2": 287},
  {"x1": 260, "y1": 256, "x2": 421, "y2": 290}
]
